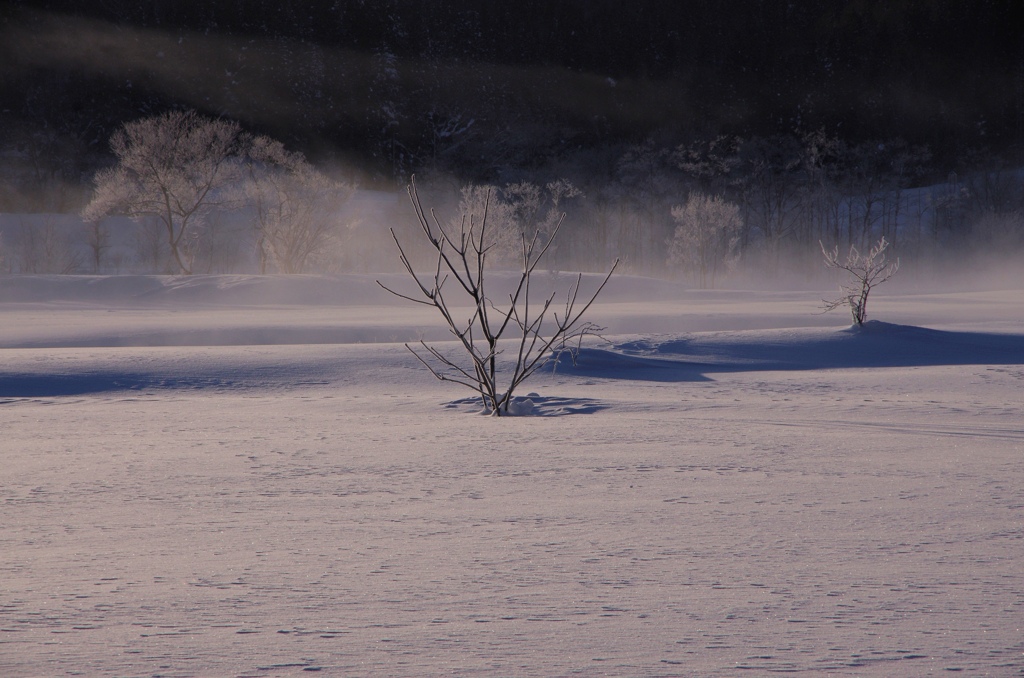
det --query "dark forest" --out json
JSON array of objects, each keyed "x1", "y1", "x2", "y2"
[
  {"x1": 1, "y1": 1, "x2": 1023, "y2": 278},
  {"x1": 3, "y1": 1, "x2": 1022, "y2": 186}
]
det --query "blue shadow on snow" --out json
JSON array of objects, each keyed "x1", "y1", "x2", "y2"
[{"x1": 549, "y1": 321, "x2": 1024, "y2": 383}]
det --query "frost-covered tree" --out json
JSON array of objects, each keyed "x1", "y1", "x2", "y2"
[
  {"x1": 821, "y1": 236, "x2": 899, "y2": 326},
  {"x1": 82, "y1": 110, "x2": 247, "y2": 274},
  {"x1": 450, "y1": 180, "x2": 582, "y2": 267},
  {"x1": 245, "y1": 137, "x2": 353, "y2": 274},
  {"x1": 672, "y1": 135, "x2": 742, "y2": 195},
  {"x1": 450, "y1": 184, "x2": 516, "y2": 263},
  {"x1": 668, "y1": 192, "x2": 741, "y2": 289}
]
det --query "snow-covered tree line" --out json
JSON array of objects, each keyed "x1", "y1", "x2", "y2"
[
  {"x1": 555, "y1": 132, "x2": 1024, "y2": 286},
  {"x1": 2, "y1": 111, "x2": 1021, "y2": 280}
]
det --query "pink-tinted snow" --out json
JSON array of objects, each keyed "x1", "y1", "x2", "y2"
[{"x1": 1, "y1": 274, "x2": 1022, "y2": 676}]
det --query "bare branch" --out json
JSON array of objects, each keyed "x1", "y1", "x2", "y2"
[{"x1": 377, "y1": 177, "x2": 617, "y2": 415}]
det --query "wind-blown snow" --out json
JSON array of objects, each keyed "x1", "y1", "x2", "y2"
[{"x1": 2, "y1": 273, "x2": 1022, "y2": 676}]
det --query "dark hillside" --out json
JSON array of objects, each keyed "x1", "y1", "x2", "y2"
[{"x1": 2, "y1": 0, "x2": 1022, "y2": 193}]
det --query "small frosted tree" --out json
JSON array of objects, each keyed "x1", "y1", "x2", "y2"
[
  {"x1": 668, "y1": 192, "x2": 741, "y2": 288},
  {"x1": 821, "y1": 236, "x2": 899, "y2": 326},
  {"x1": 379, "y1": 178, "x2": 616, "y2": 416},
  {"x1": 82, "y1": 110, "x2": 247, "y2": 274},
  {"x1": 450, "y1": 180, "x2": 582, "y2": 266},
  {"x1": 245, "y1": 137, "x2": 353, "y2": 273}
]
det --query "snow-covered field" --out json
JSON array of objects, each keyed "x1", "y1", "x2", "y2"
[{"x1": 2, "y1": 273, "x2": 1023, "y2": 676}]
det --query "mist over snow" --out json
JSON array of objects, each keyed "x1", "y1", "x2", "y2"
[
  {"x1": 3, "y1": 2, "x2": 1024, "y2": 674},
  {"x1": 2, "y1": 269, "x2": 1024, "y2": 674}
]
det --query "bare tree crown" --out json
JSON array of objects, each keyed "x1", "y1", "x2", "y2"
[
  {"x1": 245, "y1": 136, "x2": 353, "y2": 274},
  {"x1": 378, "y1": 178, "x2": 617, "y2": 416}
]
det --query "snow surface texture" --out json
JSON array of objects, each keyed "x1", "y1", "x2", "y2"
[{"x1": 2, "y1": 273, "x2": 1023, "y2": 676}]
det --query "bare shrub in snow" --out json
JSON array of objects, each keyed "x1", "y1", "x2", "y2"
[
  {"x1": 821, "y1": 236, "x2": 899, "y2": 326},
  {"x1": 668, "y1": 192, "x2": 741, "y2": 288},
  {"x1": 245, "y1": 137, "x2": 354, "y2": 273},
  {"x1": 82, "y1": 110, "x2": 247, "y2": 275},
  {"x1": 379, "y1": 178, "x2": 617, "y2": 416}
]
